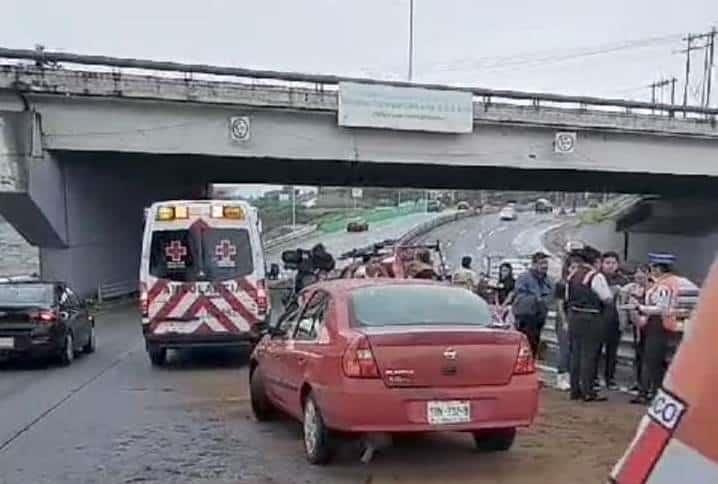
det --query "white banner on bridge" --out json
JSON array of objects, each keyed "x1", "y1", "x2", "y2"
[{"x1": 338, "y1": 82, "x2": 474, "y2": 134}]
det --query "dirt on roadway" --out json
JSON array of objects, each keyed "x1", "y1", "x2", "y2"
[{"x1": 202, "y1": 372, "x2": 643, "y2": 484}]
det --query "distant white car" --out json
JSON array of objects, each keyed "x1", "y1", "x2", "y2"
[{"x1": 499, "y1": 206, "x2": 517, "y2": 221}]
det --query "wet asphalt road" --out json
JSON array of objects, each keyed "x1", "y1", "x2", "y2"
[
  {"x1": 414, "y1": 211, "x2": 561, "y2": 276},
  {"x1": 265, "y1": 211, "x2": 442, "y2": 267},
  {"x1": 0, "y1": 212, "x2": 641, "y2": 484}
]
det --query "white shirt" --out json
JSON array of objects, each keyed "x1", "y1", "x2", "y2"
[
  {"x1": 452, "y1": 267, "x2": 478, "y2": 290},
  {"x1": 590, "y1": 272, "x2": 614, "y2": 303}
]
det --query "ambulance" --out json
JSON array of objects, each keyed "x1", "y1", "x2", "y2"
[
  {"x1": 611, "y1": 260, "x2": 718, "y2": 483},
  {"x1": 139, "y1": 200, "x2": 269, "y2": 366}
]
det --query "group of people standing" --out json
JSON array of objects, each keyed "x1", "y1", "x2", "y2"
[{"x1": 452, "y1": 245, "x2": 697, "y2": 405}]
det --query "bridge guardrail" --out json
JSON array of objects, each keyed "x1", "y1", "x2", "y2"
[
  {"x1": 0, "y1": 273, "x2": 40, "y2": 283},
  {"x1": 542, "y1": 311, "x2": 637, "y2": 364},
  {"x1": 264, "y1": 224, "x2": 318, "y2": 251},
  {"x1": 97, "y1": 280, "x2": 137, "y2": 304},
  {"x1": 2, "y1": 47, "x2": 718, "y2": 119},
  {"x1": 399, "y1": 209, "x2": 480, "y2": 245}
]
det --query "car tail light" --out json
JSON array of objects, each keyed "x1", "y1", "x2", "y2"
[
  {"x1": 33, "y1": 310, "x2": 57, "y2": 324},
  {"x1": 342, "y1": 335, "x2": 380, "y2": 379},
  {"x1": 513, "y1": 335, "x2": 535, "y2": 375},
  {"x1": 256, "y1": 279, "x2": 268, "y2": 316}
]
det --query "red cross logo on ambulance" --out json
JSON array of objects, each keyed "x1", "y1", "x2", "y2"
[
  {"x1": 165, "y1": 240, "x2": 188, "y2": 269},
  {"x1": 215, "y1": 239, "x2": 238, "y2": 268}
]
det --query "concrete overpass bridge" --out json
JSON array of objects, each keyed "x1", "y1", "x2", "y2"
[{"x1": 1, "y1": 47, "x2": 717, "y2": 295}]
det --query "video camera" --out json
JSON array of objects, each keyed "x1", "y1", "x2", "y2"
[{"x1": 281, "y1": 247, "x2": 336, "y2": 273}]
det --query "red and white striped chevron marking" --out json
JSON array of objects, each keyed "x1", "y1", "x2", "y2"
[
  {"x1": 611, "y1": 388, "x2": 689, "y2": 484},
  {"x1": 147, "y1": 279, "x2": 260, "y2": 335}
]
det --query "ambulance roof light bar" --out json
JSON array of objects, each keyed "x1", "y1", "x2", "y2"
[
  {"x1": 155, "y1": 205, "x2": 189, "y2": 221},
  {"x1": 211, "y1": 204, "x2": 245, "y2": 220}
]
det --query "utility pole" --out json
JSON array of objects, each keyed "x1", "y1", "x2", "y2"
[
  {"x1": 681, "y1": 34, "x2": 697, "y2": 115},
  {"x1": 291, "y1": 186, "x2": 296, "y2": 229},
  {"x1": 649, "y1": 78, "x2": 677, "y2": 107},
  {"x1": 408, "y1": 0, "x2": 415, "y2": 81},
  {"x1": 678, "y1": 31, "x2": 714, "y2": 112},
  {"x1": 707, "y1": 27, "x2": 717, "y2": 107}
]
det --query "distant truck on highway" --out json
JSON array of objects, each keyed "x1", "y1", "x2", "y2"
[{"x1": 534, "y1": 198, "x2": 553, "y2": 213}]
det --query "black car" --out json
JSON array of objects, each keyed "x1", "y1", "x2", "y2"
[{"x1": 0, "y1": 282, "x2": 95, "y2": 365}]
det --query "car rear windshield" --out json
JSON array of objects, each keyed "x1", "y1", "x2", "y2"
[
  {"x1": 351, "y1": 285, "x2": 491, "y2": 327},
  {"x1": 0, "y1": 284, "x2": 55, "y2": 308},
  {"x1": 149, "y1": 228, "x2": 254, "y2": 282}
]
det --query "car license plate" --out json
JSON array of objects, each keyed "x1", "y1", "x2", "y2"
[
  {"x1": 0, "y1": 337, "x2": 14, "y2": 349},
  {"x1": 427, "y1": 400, "x2": 471, "y2": 425}
]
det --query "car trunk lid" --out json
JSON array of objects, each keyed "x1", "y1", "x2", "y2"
[
  {"x1": 0, "y1": 307, "x2": 44, "y2": 330},
  {"x1": 362, "y1": 326, "x2": 521, "y2": 388}
]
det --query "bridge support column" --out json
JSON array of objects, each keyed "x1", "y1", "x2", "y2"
[
  {"x1": 36, "y1": 154, "x2": 203, "y2": 298},
  {"x1": 2, "y1": 111, "x2": 202, "y2": 296}
]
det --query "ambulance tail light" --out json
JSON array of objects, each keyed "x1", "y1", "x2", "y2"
[
  {"x1": 256, "y1": 279, "x2": 268, "y2": 316},
  {"x1": 513, "y1": 335, "x2": 535, "y2": 375},
  {"x1": 139, "y1": 285, "x2": 149, "y2": 318},
  {"x1": 342, "y1": 335, "x2": 380, "y2": 379}
]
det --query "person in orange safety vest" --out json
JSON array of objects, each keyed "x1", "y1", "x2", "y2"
[
  {"x1": 629, "y1": 253, "x2": 698, "y2": 405},
  {"x1": 611, "y1": 255, "x2": 711, "y2": 484}
]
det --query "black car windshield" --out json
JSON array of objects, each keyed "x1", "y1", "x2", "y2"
[
  {"x1": 149, "y1": 228, "x2": 254, "y2": 282},
  {"x1": 0, "y1": 284, "x2": 55, "y2": 308},
  {"x1": 351, "y1": 285, "x2": 491, "y2": 327}
]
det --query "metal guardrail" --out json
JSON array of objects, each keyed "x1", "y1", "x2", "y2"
[
  {"x1": 0, "y1": 273, "x2": 40, "y2": 283},
  {"x1": 264, "y1": 224, "x2": 318, "y2": 251},
  {"x1": 2, "y1": 47, "x2": 718, "y2": 118},
  {"x1": 399, "y1": 210, "x2": 479, "y2": 245},
  {"x1": 542, "y1": 311, "x2": 637, "y2": 364},
  {"x1": 97, "y1": 280, "x2": 137, "y2": 303}
]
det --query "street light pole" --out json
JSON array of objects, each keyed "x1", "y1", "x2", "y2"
[
  {"x1": 291, "y1": 186, "x2": 296, "y2": 229},
  {"x1": 408, "y1": 0, "x2": 414, "y2": 82}
]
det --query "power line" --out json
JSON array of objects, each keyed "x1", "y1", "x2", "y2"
[{"x1": 424, "y1": 33, "x2": 682, "y2": 74}]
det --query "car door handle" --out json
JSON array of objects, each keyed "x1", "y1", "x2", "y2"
[{"x1": 297, "y1": 357, "x2": 307, "y2": 366}]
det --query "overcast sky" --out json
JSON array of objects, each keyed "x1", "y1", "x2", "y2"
[{"x1": 3, "y1": 0, "x2": 716, "y2": 196}]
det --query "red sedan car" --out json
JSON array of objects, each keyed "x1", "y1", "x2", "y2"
[{"x1": 249, "y1": 279, "x2": 539, "y2": 465}]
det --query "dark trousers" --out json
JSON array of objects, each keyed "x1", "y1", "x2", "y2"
[
  {"x1": 516, "y1": 316, "x2": 543, "y2": 358},
  {"x1": 639, "y1": 317, "x2": 668, "y2": 397},
  {"x1": 600, "y1": 316, "x2": 621, "y2": 384},
  {"x1": 569, "y1": 311, "x2": 604, "y2": 398},
  {"x1": 632, "y1": 325, "x2": 645, "y2": 387}
]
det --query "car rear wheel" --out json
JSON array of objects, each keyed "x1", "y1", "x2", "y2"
[
  {"x1": 250, "y1": 366, "x2": 275, "y2": 421},
  {"x1": 83, "y1": 326, "x2": 96, "y2": 354},
  {"x1": 303, "y1": 393, "x2": 333, "y2": 465},
  {"x1": 59, "y1": 332, "x2": 74, "y2": 366},
  {"x1": 147, "y1": 344, "x2": 166, "y2": 367},
  {"x1": 473, "y1": 428, "x2": 516, "y2": 452}
]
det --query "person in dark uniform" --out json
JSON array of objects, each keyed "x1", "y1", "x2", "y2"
[
  {"x1": 599, "y1": 251, "x2": 629, "y2": 390},
  {"x1": 566, "y1": 246, "x2": 614, "y2": 402}
]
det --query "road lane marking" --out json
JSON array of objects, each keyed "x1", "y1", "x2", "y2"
[{"x1": 0, "y1": 340, "x2": 143, "y2": 453}]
